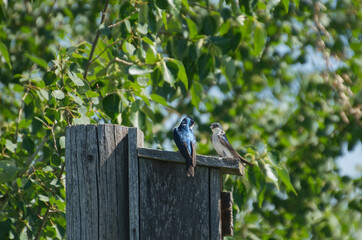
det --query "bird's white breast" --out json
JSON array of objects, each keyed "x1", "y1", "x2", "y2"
[{"x1": 212, "y1": 134, "x2": 232, "y2": 157}]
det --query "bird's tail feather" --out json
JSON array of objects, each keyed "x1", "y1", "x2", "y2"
[
  {"x1": 186, "y1": 165, "x2": 195, "y2": 177},
  {"x1": 238, "y1": 155, "x2": 253, "y2": 166}
]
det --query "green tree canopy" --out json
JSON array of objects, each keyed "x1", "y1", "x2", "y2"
[{"x1": 0, "y1": 0, "x2": 361, "y2": 239}]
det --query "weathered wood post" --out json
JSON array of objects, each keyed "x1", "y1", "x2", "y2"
[
  {"x1": 66, "y1": 124, "x2": 143, "y2": 240},
  {"x1": 66, "y1": 124, "x2": 240, "y2": 239}
]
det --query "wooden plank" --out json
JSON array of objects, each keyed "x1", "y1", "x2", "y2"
[
  {"x1": 75, "y1": 124, "x2": 87, "y2": 240},
  {"x1": 114, "y1": 125, "x2": 130, "y2": 239},
  {"x1": 138, "y1": 148, "x2": 242, "y2": 175},
  {"x1": 65, "y1": 126, "x2": 73, "y2": 240},
  {"x1": 128, "y1": 128, "x2": 144, "y2": 240},
  {"x1": 66, "y1": 125, "x2": 81, "y2": 239},
  {"x1": 139, "y1": 158, "x2": 210, "y2": 239},
  {"x1": 97, "y1": 124, "x2": 119, "y2": 240},
  {"x1": 210, "y1": 168, "x2": 222, "y2": 240},
  {"x1": 221, "y1": 192, "x2": 234, "y2": 237},
  {"x1": 84, "y1": 125, "x2": 99, "y2": 240},
  {"x1": 66, "y1": 124, "x2": 130, "y2": 240}
]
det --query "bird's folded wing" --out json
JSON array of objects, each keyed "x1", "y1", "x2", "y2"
[
  {"x1": 218, "y1": 134, "x2": 239, "y2": 157},
  {"x1": 191, "y1": 141, "x2": 196, "y2": 167}
]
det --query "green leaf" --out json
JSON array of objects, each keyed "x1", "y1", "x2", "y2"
[
  {"x1": 73, "y1": 116, "x2": 91, "y2": 124},
  {"x1": 142, "y1": 37, "x2": 155, "y2": 46},
  {"x1": 181, "y1": 0, "x2": 190, "y2": 9},
  {"x1": 221, "y1": 56, "x2": 235, "y2": 89},
  {"x1": 124, "y1": 20, "x2": 131, "y2": 32},
  {"x1": 146, "y1": 48, "x2": 158, "y2": 64},
  {"x1": 125, "y1": 42, "x2": 136, "y2": 56},
  {"x1": 170, "y1": 59, "x2": 188, "y2": 89},
  {"x1": 246, "y1": 164, "x2": 262, "y2": 188},
  {"x1": 282, "y1": 0, "x2": 289, "y2": 12},
  {"x1": 142, "y1": 105, "x2": 155, "y2": 121},
  {"x1": 258, "y1": 183, "x2": 266, "y2": 207},
  {"x1": 102, "y1": 93, "x2": 121, "y2": 118},
  {"x1": 202, "y1": 15, "x2": 217, "y2": 35},
  {"x1": 13, "y1": 84, "x2": 23, "y2": 92},
  {"x1": 38, "y1": 194, "x2": 50, "y2": 202},
  {"x1": 129, "y1": 65, "x2": 153, "y2": 75},
  {"x1": 25, "y1": 53, "x2": 48, "y2": 69},
  {"x1": 156, "y1": 0, "x2": 168, "y2": 9},
  {"x1": 131, "y1": 99, "x2": 141, "y2": 112},
  {"x1": 44, "y1": 72, "x2": 56, "y2": 86},
  {"x1": 19, "y1": 227, "x2": 27, "y2": 240},
  {"x1": 44, "y1": 116, "x2": 54, "y2": 125},
  {"x1": 268, "y1": 151, "x2": 281, "y2": 166},
  {"x1": 39, "y1": 89, "x2": 49, "y2": 101},
  {"x1": 59, "y1": 136, "x2": 65, "y2": 149},
  {"x1": 67, "y1": 70, "x2": 85, "y2": 86},
  {"x1": 78, "y1": 105, "x2": 87, "y2": 115},
  {"x1": 0, "y1": 41, "x2": 12, "y2": 69},
  {"x1": 190, "y1": 81, "x2": 203, "y2": 109},
  {"x1": 42, "y1": 166, "x2": 53, "y2": 172},
  {"x1": 276, "y1": 166, "x2": 298, "y2": 195},
  {"x1": 5, "y1": 139, "x2": 16, "y2": 153},
  {"x1": 85, "y1": 90, "x2": 99, "y2": 98},
  {"x1": 137, "y1": 77, "x2": 149, "y2": 87},
  {"x1": 52, "y1": 90, "x2": 65, "y2": 100},
  {"x1": 150, "y1": 94, "x2": 168, "y2": 106},
  {"x1": 99, "y1": 23, "x2": 110, "y2": 36},
  {"x1": 0, "y1": 161, "x2": 19, "y2": 182},
  {"x1": 137, "y1": 23, "x2": 148, "y2": 35},
  {"x1": 92, "y1": 97, "x2": 99, "y2": 105},
  {"x1": 162, "y1": 11, "x2": 168, "y2": 30},
  {"x1": 22, "y1": 137, "x2": 34, "y2": 154},
  {"x1": 293, "y1": 0, "x2": 300, "y2": 8},
  {"x1": 186, "y1": 18, "x2": 198, "y2": 39},
  {"x1": 259, "y1": 161, "x2": 279, "y2": 189},
  {"x1": 161, "y1": 60, "x2": 175, "y2": 86},
  {"x1": 51, "y1": 154, "x2": 61, "y2": 166},
  {"x1": 69, "y1": 92, "x2": 84, "y2": 105},
  {"x1": 254, "y1": 23, "x2": 266, "y2": 56}
]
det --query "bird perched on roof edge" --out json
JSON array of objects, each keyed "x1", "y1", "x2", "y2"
[
  {"x1": 210, "y1": 122, "x2": 253, "y2": 169},
  {"x1": 173, "y1": 117, "x2": 197, "y2": 177}
]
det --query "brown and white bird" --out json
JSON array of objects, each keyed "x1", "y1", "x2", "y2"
[{"x1": 210, "y1": 122, "x2": 253, "y2": 167}]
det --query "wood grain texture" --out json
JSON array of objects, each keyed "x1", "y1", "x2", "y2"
[
  {"x1": 66, "y1": 124, "x2": 130, "y2": 240},
  {"x1": 139, "y1": 158, "x2": 210, "y2": 240},
  {"x1": 138, "y1": 148, "x2": 242, "y2": 175},
  {"x1": 221, "y1": 191, "x2": 234, "y2": 237},
  {"x1": 114, "y1": 125, "x2": 130, "y2": 239},
  {"x1": 97, "y1": 124, "x2": 117, "y2": 240},
  {"x1": 128, "y1": 128, "x2": 144, "y2": 240},
  {"x1": 210, "y1": 168, "x2": 222, "y2": 240}
]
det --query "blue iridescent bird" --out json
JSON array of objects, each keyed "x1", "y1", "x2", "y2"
[
  {"x1": 173, "y1": 117, "x2": 196, "y2": 177},
  {"x1": 210, "y1": 122, "x2": 253, "y2": 167}
]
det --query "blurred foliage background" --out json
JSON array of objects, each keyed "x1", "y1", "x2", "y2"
[{"x1": 0, "y1": 0, "x2": 361, "y2": 239}]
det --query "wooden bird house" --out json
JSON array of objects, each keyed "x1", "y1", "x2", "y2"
[{"x1": 66, "y1": 124, "x2": 240, "y2": 239}]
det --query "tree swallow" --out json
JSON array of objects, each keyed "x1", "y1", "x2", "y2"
[
  {"x1": 210, "y1": 122, "x2": 253, "y2": 167},
  {"x1": 173, "y1": 117, "x2": 197, "y2": 177}
]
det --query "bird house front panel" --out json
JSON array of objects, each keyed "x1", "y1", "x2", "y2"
[{"x1": 138, "y1": 157, "x2": 210, "y2": 239}]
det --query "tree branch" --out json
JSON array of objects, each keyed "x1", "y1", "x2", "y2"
[
  {"x1": 108, "y1": 10, "x2": 138, "y2": 28},
  {"x1": 34, "y1": 163, "x2": 65, "y2": 240},
  {"x1": 83, "y1": 0, "x2": 110, "y2": 80},
  {"x1": 34, "y1": 207, "x2": 50, "y2": 240},
  {"x1": 90, "y1": 39, "x2": 122, "y2": 64},
  {"x1": 114, "y1": 57, "x2": 134, "y2": 66},
  {"x1": 15, "y1": 82, "x2": 31, "y2": 142}
]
